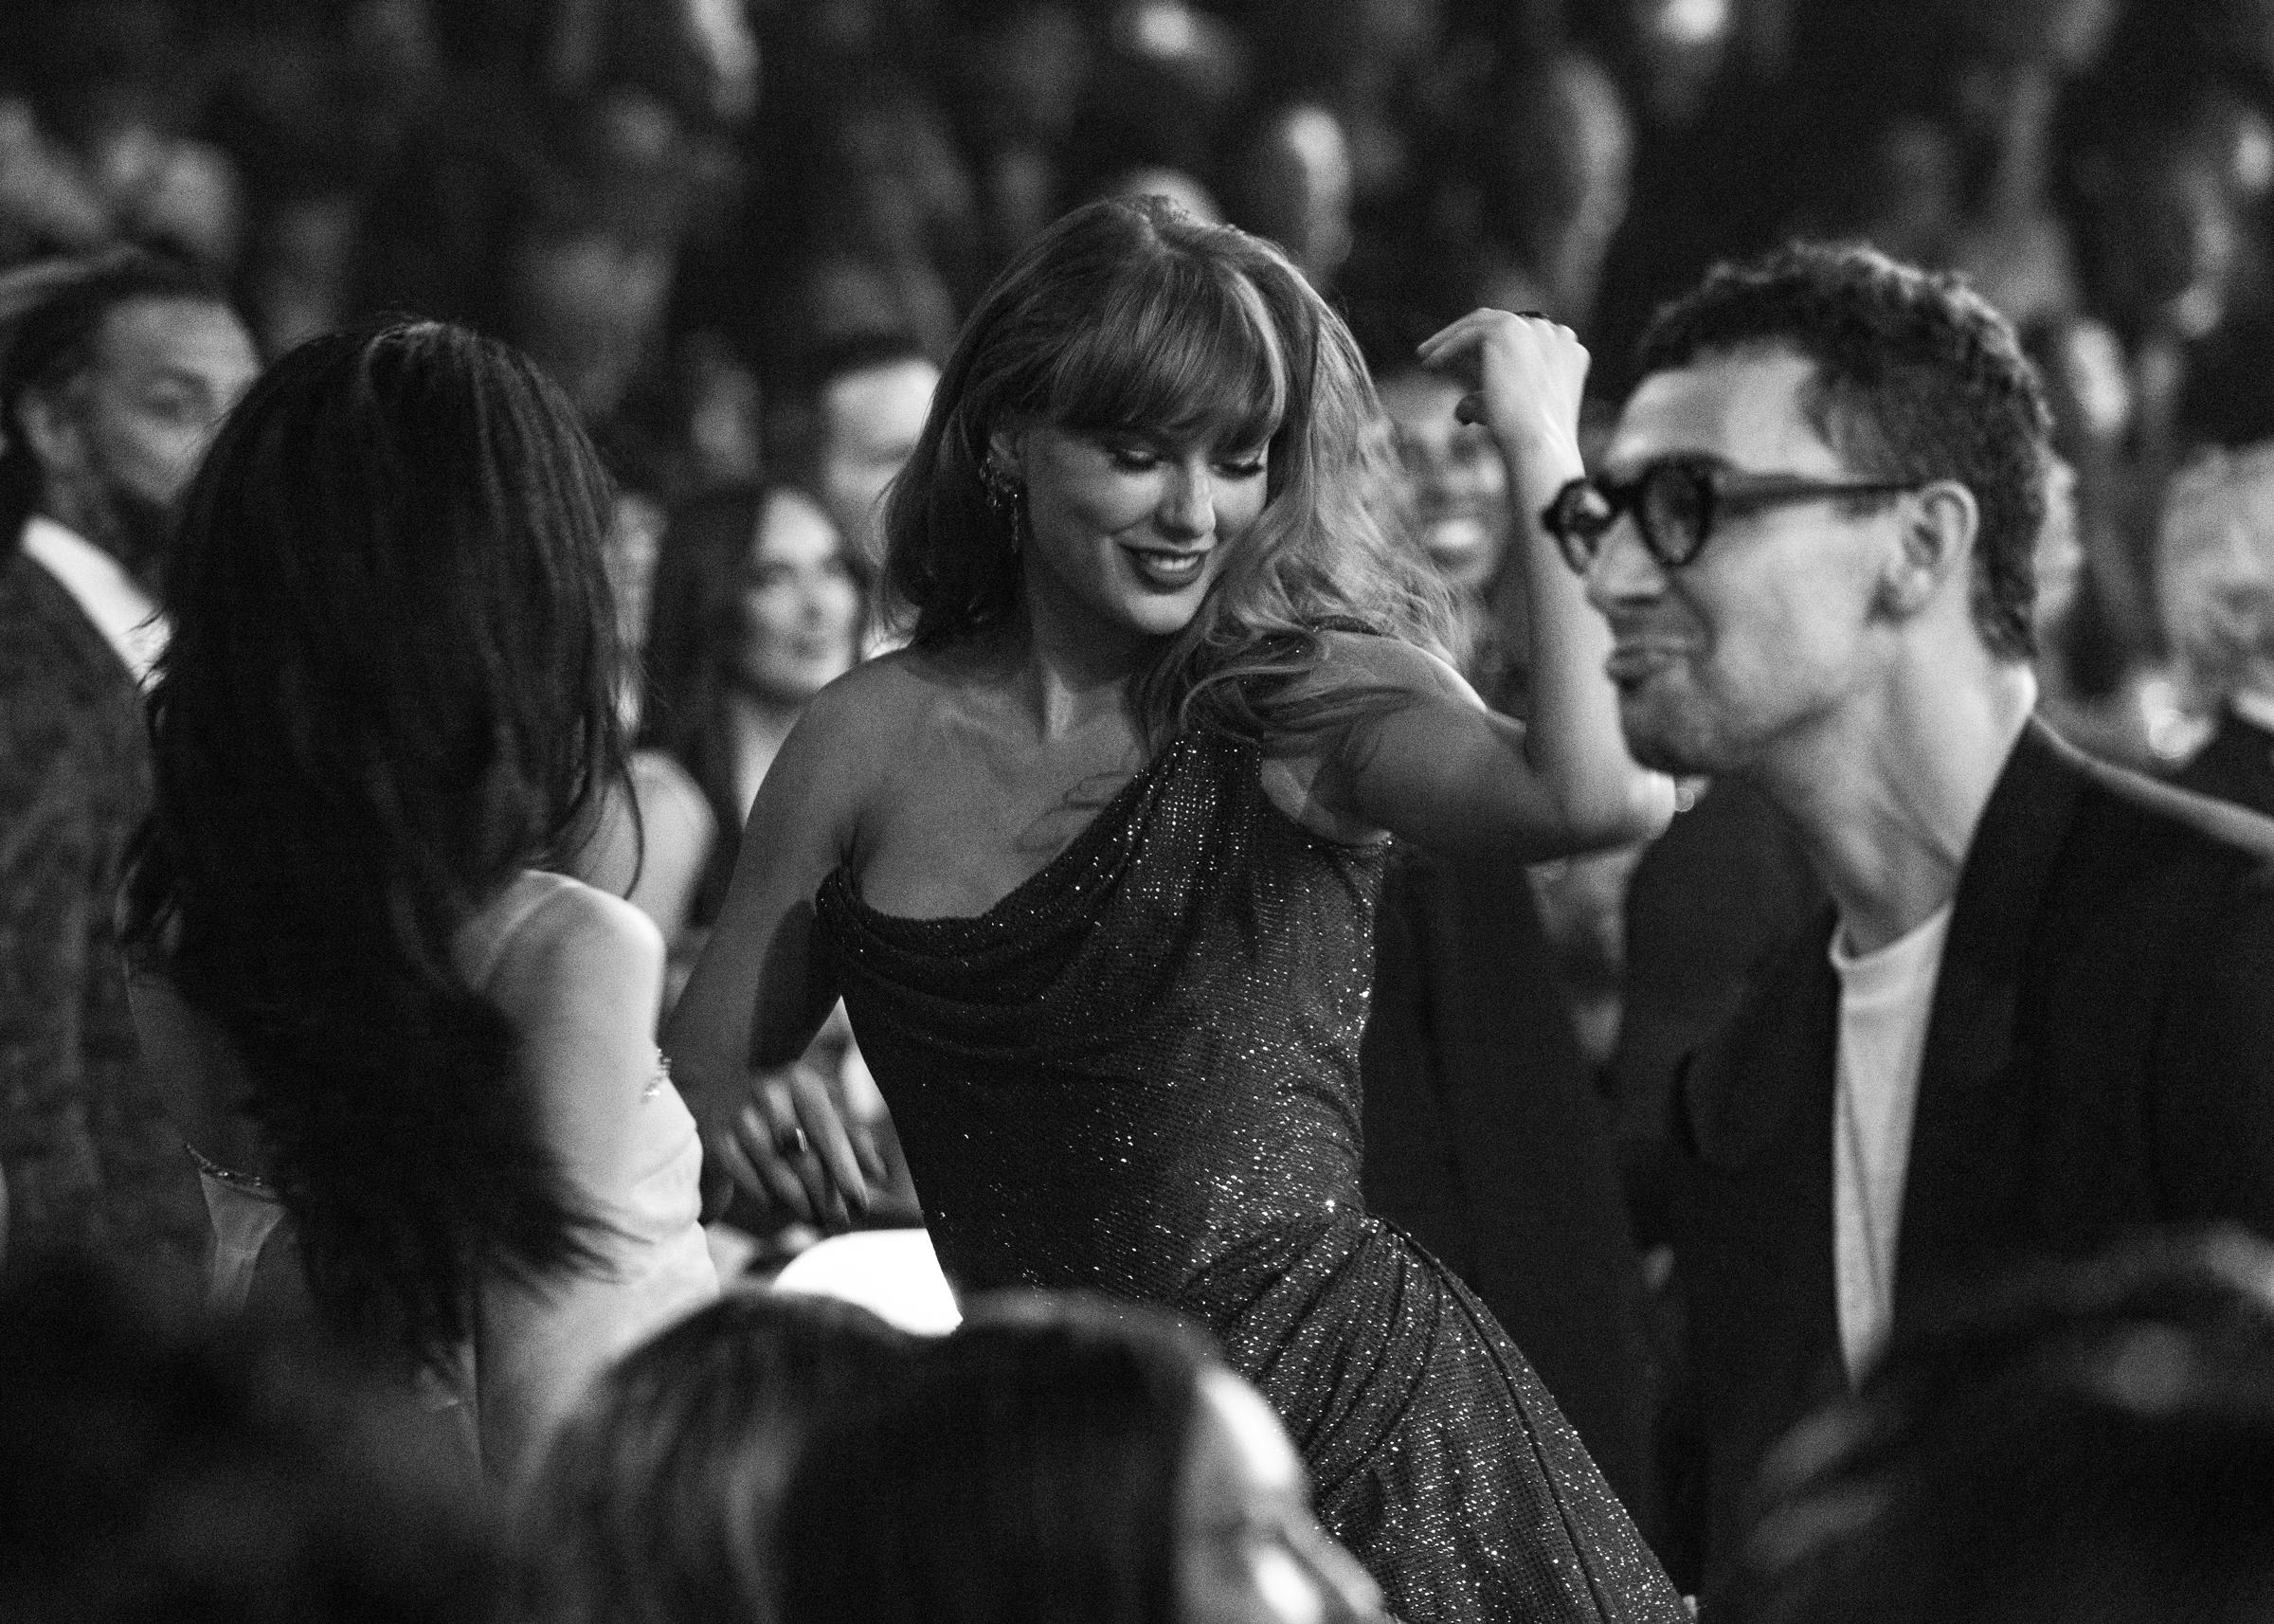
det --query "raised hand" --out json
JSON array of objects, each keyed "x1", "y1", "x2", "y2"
[{"x1": 1413, "y1": 309, "x2": 1589, "y2": 483}]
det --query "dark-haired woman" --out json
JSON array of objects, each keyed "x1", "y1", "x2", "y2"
[
  {"x1": 779, "y1": 1293, "x2": 1386, "y2": 1624},
  {"x1": 125, "y1": 322, "x2": 717, "y2": 1477},
  {"x1": 667, "y1": 198, "x2": 1680, "y2": 1620},
  {"x1": 630, "y1": 482, "x2": 866, "y2": 942},
  {"x1": 527, "y1": 1290, "x2": 916, "y2": 1624}
]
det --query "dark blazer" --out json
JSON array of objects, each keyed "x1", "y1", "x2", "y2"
[
  {"x1": 1664, "y1": 720, "x2": 2274, "y2": 1598},
  {"x1": 0, "y1": 544, "x2": 200, "y2": 1268},
  {"x1": 2174, "y1": 707, "x2": 2274, "y2": 818},
  {"x1": 1362, "y1": 840, "x2": 1660, "y2": 1533}
]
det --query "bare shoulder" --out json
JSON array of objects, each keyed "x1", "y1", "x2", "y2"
[
  {"x1": 478, "y1": 874, "x2": 665, "y2": 1027},
  {"x1": 767, "y1": 648, "x2": 945, "y2": 800}
]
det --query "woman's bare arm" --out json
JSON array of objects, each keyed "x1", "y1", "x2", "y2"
[
  {"x1": 1307, "y1": 312, "x2": 1673, "y2": 857},
  {"x1": 662, "y1": 670, "x2": 884, "y2": 1225}
]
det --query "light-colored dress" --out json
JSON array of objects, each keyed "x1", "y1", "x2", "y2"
[{"x1": 189, "y1": 870, "x2": 717, "y2": 1471}]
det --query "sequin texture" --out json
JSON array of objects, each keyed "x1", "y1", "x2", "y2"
[{"x1": 816, "y1": 731, "x2": 1685, "y2": 1624}]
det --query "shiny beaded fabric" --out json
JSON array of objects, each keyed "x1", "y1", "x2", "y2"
[{"x1": 815, "y1": 731, "x2": 1686, "y2": 1624}]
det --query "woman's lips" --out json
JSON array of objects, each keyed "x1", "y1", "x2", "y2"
[{"x1": 1122, "y1": 544, "x2": 1210, "y2": 589}]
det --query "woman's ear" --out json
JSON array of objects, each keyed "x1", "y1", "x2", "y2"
[{"x1": 985, "y1": 425, "x2": 1025, "y2": 479}]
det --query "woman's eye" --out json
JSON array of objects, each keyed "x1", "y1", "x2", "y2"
[
  {"x1": 1107, "y1": 444, "x2": 1159, "y2": 471},
  {"x1": 1218, "y1": 457, "x2": 1267, "y2": 478}
]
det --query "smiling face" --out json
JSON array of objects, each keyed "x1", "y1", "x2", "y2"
[
  {"x1": 1177, "y1": 1370, "x2": 1387, "y2": 1624},
  {"x1": 1586, "y1": 346, "x2": 1904, "y2": 776},
  {"x1": 1376, "y1": 368, "x2": 1512, "y2": 597},
  {"x1": 727, "y1": 487, "x2": 861, "y2": 703},
  {"x1": 1002, "y1": 417, "x2": 1272, "y2": 653}
]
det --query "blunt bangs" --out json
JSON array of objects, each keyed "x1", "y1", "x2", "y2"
[{"x1": 1038, "y1": 251, "x2": 1288, "y2": 450}]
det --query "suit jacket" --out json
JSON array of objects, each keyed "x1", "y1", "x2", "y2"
[
  {"x1": 1664, "y1": 720, "x2": 2274, "y2": 1597},
  {"x1": 0, "y1": 544, "x2": 200, "y2": 1267},
  {"x1": 1361, "y1": 840, "x2": 1660, "y2": 1533},
  {"x1": 2174, "y1": 707, "x2": 2274, "y2": 818}
]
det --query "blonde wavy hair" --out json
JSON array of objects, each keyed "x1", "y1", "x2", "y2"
[{"x1": 880, "y1": 194, "x2": 1453, "y2": 751}]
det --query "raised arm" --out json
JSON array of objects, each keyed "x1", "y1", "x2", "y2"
[
  {"x1": 661, "y1": 674, "x2": 877, "y2": 1227},
  {"x1": 1310, "y1": 312, "x2": 1674, "y2": 859}
]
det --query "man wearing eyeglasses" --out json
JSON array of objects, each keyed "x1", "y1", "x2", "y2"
[{"x1": 1558, "y1": 243, "x2": 2274, "y2": 1600}]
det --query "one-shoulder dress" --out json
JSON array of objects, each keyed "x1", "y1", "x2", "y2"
[{"x1": 815, "y1": 731, "x2": 1684, "y2": 1624}]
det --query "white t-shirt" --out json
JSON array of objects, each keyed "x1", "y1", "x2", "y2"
[
  {"x1": 19, "y1": 514, "x2": 168, "y2": 687},
  {"x1": 1829, "y1": 904, "x2": 1954, "y2": 1383}
]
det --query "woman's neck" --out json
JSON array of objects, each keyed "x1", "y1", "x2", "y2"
[{"x1": 1011, "y1": 583, "x2": 1154, "y2": 742}]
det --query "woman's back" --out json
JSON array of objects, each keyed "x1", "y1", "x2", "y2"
[
  {"x1": 127, "y1": 321, "x2": 716, "y2": 1478},
  {"x1": 138, "y1": 869, "x2": 715, "y2": 1471}
]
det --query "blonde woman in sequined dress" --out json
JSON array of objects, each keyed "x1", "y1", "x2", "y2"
[{"x1": 667, "y1": 196, "x2": 1680, "y2": 1623}]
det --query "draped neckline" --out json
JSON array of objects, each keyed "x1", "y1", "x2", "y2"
[{"x1": 826, "y1": 736, "x2": 1190, "y2": 934}]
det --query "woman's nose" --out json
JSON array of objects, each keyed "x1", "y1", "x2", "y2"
[{"x1": 1159, "y1": 462, "x2": 1217, "y2": 538}]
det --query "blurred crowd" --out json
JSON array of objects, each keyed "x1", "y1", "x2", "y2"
[
  {"x1": 9, "y1": 0, "x2": 2274, "y2": 1619},
  {"x1": 9, "y1": 0, "x2": 2274, "y2": 762}
]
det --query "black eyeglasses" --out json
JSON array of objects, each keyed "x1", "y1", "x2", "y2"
[{"x1": 1543, "y1": 459, "x2": 1924, "y2": 573}]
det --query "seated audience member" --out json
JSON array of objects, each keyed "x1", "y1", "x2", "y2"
[
  {"x1": 776, "y1": 1293, "x2": 1387, "y2": 1624},
  {"x1": 524, "y1": 1290, "x2": 916, "y2": 1624},
  {"x1": 1358, "y1": 340, "x2": 1659, "y2": 1529},
  {"x1": 2161, "y1": 443, "x2": 2274, "y2": 815},
  {"x1": 776, "y1": 334, "x2": 940, "y2": 584},
  {"x1": 0, "y1": 1255, "x2": 507, "y2": 1624},
  {"x1": 1722, "y1": 1231, "x2": 2274, "y2": 1624},
  {"x1": 634, "y1": 483, "x2": 866, "y2": 939},
  {"x1": 0, "y1": 251, "x2": 257, "y2": 1273},
  {"x1": 1552, "y1": 242, "x2": 2274, "y2": 1597},
  {"x1": 124, "y1": 322, "x2": 716, "y2": 1477}
]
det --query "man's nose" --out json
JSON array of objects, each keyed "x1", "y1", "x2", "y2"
[{"x1": 1582, "y1": 517, "x2": 1668, "y2": 614}]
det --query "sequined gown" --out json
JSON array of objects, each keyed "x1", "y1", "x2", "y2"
[{"x1": 817, "y1": 731, "x2": 1685, "y2": 1624}]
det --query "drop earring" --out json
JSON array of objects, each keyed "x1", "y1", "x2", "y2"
[{"x1": 981, "y1": 456, "x2": 1026, "y2": 553}]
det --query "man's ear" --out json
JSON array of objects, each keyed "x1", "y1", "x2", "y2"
[
  {"x1": 14, "y1": 386, "x2": 84, "y2": 480},
  {"x1": 1879, "y1": 478, "x2": 1978, "y2": 620}
]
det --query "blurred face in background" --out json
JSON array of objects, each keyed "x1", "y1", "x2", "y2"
[
  {"x1": 730, "y1": 487, "x2": 860, "y2": 704},
  {"x1": 24, "y1": 294, "x2": 258, "y2": 574},
  {"x1": 510, "y1": 227, "x2": 676, "y2": 421},
  {"x1": 1377, "y1": 368, "x2": 1512, "y2": 597},
  {"x1": 2159, "y1": 445, "x2": 2274, "y2": 709},
  {"x1": 817, "y1": 355, "x2": 940, "y2": 570}
]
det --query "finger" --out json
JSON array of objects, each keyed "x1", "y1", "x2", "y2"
[
  {"x1": 1414, "y1": 307, "x2": 1506, "y2": 360},
  {"x1": 848, "y1": 1119, "x2": 890, "y2": 1185},
  {"x1": 791, "y1": 1074, "x2": 874, "y2": 1218},
  {"x1": 738, "y1": 1103, "x2": 816, "y2": 1218},
  {"x1": 762, "y1": 1087, "x2": 845, "y2": 1229},
  {"x1": 713, "y1": 1127, "x2": 769, "y2": 1207}
]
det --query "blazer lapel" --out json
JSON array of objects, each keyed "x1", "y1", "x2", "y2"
[
  {"x1": 1894, "y1": 720, "x2": 2083, "y2": 1319},
  {"x1": 1680, "y1": 910, "x2": 1845, "y2": 1382}
]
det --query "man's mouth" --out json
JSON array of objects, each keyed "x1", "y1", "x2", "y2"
[{"x1": 1605, "y1": 641, "x2": 1687, "y2": 686}]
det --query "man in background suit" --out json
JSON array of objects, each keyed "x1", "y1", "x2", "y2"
[
  {"x1": 0, "y1": 253, "x2": 256, "y2": 1268},
  {"x1": 2159, "y1": 444, "x2": 2274, "y2": 818},
  {"x1": 1550, "y1": 242, "x2": 2274, "y2": 1597}
]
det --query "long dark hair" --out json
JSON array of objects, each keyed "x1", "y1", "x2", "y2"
[
  {"x1": 775, "y1": 1293, "x2": 1217, "y2": 1624},
  {"x1": 124, "y1": 320, "x2": 627, "y2": 1371},
  {"x1": 526, "y1": 1291, "x2": 917, "y2": 1624},
  {"x1": 881, "y1": 195, "x2": 1453, "y2": 752}
]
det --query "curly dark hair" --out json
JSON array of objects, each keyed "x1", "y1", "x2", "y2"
[
  {"x1": 125, "y1": 321, "x2": 627, "y2": 1373},
  {"x1": 1638, "y1": 242, "x2": 2052, "y2": 663}
]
